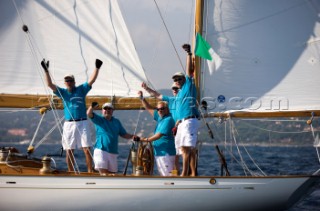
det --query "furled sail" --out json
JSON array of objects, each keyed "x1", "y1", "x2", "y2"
[
  {"x1": 0, "y1": 0, "x2": 148, "y2": 109},
  {"x1": 200, "y1": 0, "x2": 320, "y2": 117}
]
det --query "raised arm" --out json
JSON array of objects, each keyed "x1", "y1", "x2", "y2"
[
  {"x1": 41, "y1": 59, "x2": 57, "y2": 92},
  {"x1": 138, "y1": 91, "x2": 154, "y2": 116},
  {"x1": 88, "y1": 59, "x2": 103, "y2": 86},
  {"x1": 87, "y1": 102, "x2": 98, "y2": 118},
  {"x1": 141, "y1": 82, "x2": 163, "y2": 100},
  {"x1": 182, "y1": 44, "x2": 194, "y2": 77}
]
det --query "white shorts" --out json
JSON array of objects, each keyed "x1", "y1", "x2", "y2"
[
  {"x1": 175, "y1": 118, "x2": 200, "y2": 155},
  {"x1": 62, "y1": 120, "x2": 91, "y2": 150},
  {"x1": 93, "y1": 149, "x2": 118, "y2": 173},
  {"x1": 155, "y1": 154, "x2": 175, "y2": 176}
]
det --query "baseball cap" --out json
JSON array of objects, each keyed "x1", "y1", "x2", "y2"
[
  {"x1": 172, "y1": 72, "x2": 185, "y2": 79},
  {"x1": 102, "y1": 102, "x2": 114, "y2": 109},
  {"x1": 64, "y1": 74, "x2": 75, "y2": 80}
]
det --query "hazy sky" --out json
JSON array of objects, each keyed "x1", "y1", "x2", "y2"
[{"x1": 118, "y1": 0, "x2": 195, "y2": 91}]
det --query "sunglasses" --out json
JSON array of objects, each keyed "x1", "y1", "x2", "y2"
[
  {"x1": 103, "y1": 107, "x2": 113, "y2": 110},
  {"x1": 157, "y1": 107, "x2": 166, "y2": 111},
  {"x1": 173, "y1": 78, "x2": 183, "y2": 82},
  {"x1": 65, "y1": 80, "x2": 74, "y2": 83},
  {"x1": 172, "y1": 87, "x2": 179, "y2": 91}
]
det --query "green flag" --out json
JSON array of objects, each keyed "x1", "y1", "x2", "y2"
[{"x1": 195, "y1": 33, "x2": 212, "y2": 60}]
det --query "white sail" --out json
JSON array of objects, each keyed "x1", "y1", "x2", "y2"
[
  {"x1": 0, "y1": 0, "x2": 147, "y2": 98},
  {"x1": 201, "y1": 0, "x2": 320, "y2": 113},
  {"x1": 0, "y1": 1, "x2": 319, "y2": 211}
]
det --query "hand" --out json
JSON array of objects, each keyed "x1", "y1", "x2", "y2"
[
  {"x1": 182, "y1": 44, "x2": 191, "y2": 55},
  {"x1": 172, "y1": 127, "x2": 177, "y2": 136},
  {"x1": 137, "y1": 91, "x2": 143, "y2": 100},
  {"x1": 91, "y1": 102, "x2": 99, "y2": 108},
  {"x1": 133, "y1": 136, "x2": 140, "y2": 142},
  {"x1": 141, "y1": 82, "x2": 147, "y2": 89},
  {"x1": 95, "y1": 59, "x2": 103, "y2": 69},
  {"x1": 41, "y1": 59, "x2": 49, "y2": 72}
]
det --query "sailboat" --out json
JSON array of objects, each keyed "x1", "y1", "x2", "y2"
[{"x1": 0, "y1": 0, "x2": 319, "y2": 210}]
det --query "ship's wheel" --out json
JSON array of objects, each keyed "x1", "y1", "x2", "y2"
[{"x1": 137, "y1": 142, "x2": 154, "y2": 175}]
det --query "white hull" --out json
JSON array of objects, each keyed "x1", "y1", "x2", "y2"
[{"x1": 0, "y1": 175, "x2": 318, "y2": 211}]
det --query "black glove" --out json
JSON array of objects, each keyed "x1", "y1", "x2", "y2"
[
  {"x1": 91, "y1": 102, "x2": 98, "y2": 108},
  {"x1": 41, "y1": 59, "x2": 49, "y2": 72},
  {"x1": 182, "y1": 44, "x2": 191, "y2": 55},
  {"x1": 95, "y1": 59, "x2": 103, "y2": 69},
  {"x1": 133, "y1": 136, "x2": 140, "y2": 142}
]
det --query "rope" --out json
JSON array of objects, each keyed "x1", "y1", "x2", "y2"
[
  {"x1": 12, "y1": 0, "x2": 84, "y2": 174},
  {"x1": 309, "y1": 121, "x2": 320, "y2": 165},
  {"x1": 34, "y1": 116, "x2": 64, "y2": 150},
  {"x1": 153, "y1": 0, "x2": 184, "y2": 72},
  {"x1": 29, "y1": 112, "x2": 46, "y2": 150},
  {"x1": 239, "y1": 119, "x2": 317, "y2": 134}
]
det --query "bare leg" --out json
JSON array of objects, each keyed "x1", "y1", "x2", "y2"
[
  {"x1": 174, "y1": 155, "x2": 180, "y2": 172},
  {"x1": 66, "y1": 149, "x2": 75, "y2": 172},
  {"x1": 189, "y1": 148, "x2": 196, "y2": 176},
  {"x1": 83, "y1": 147, "x2": 93, "y2": 173},
  {"x1": 181, "y1": 147, "x2": 191, "y2": 176}
]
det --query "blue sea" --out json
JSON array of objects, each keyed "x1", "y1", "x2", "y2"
[{"x1": 4, "y1": 143, "x2": 320, "y2": 211}]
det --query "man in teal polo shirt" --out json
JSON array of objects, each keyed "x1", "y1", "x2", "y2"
[
  {"x1": 42, "y1": 58, "x2": 103, "y2": 172},
  {"x1": 87, "y1": 102, "x2": 136, "y2": 174},
  {"x1": 138, "y1": 91, "x2": 176, "y2": 176},
  {"x1": 173, "y1": 44, "x2": 200, "y2": 177}
]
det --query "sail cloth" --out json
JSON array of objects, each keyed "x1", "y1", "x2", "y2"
[
  {"x1": 200, "y1": 0, "x2": 320, "y2": 113},
  {"x1": 0, "y1": 0, "x2": 147, "y2": 98}
]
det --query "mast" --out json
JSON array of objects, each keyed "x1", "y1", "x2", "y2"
[{"x1": 194, "y1": 0, "x2": 204, "y2": 102}]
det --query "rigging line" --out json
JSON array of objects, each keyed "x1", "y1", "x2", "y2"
[
  {"x1": 241, "y1": 119, "x2": 310, "y2": 123},
  {"x1": 29, "y1": 112, "x2": 46, "y2": 149},
  {"x1": 241, "y1": 145, "x2": 267, "y2": 176},
  {"x1": 13, "y1": 0, "x2": 77, "y2": 171},
  {"x1": 230, "y1": 119, "x2": 252, "y2": 176},
  {"x1": 144, "y1": 0, "x2": 170, "y2": 91},
  {"x1": 73, "y1": 0, "x2": 89, "y2": 80},
  {"x1": 13, "y1": 0, "x2": 63, "y2": 134},
  {"x1": 187, "y1": 0, "x2": 194, "y2": 43},
  {"x1": 196, "y1": 100, "x2": 214, "y2": 139},
  {"x1": 310, "y1": 124, "x2": 320, "y2": 164},
  {"x1": 133, "y1": 106, "x2": 143, "y2": 136},
  {"x1": 153, "y1": 0, "x2": 184, "y2": 72},
  {"x1": 12, "y1": 0, "x2": 44, "y2": 59},
  {"x1": 13, "y1": 0, "x2": 79, "y2": 173},
  {"x1": 239, "y1": 119, "x2": 315, "y2": 134},
  {"x1": 34, "y1": 116, "x2": 65, "y2": 150}
]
